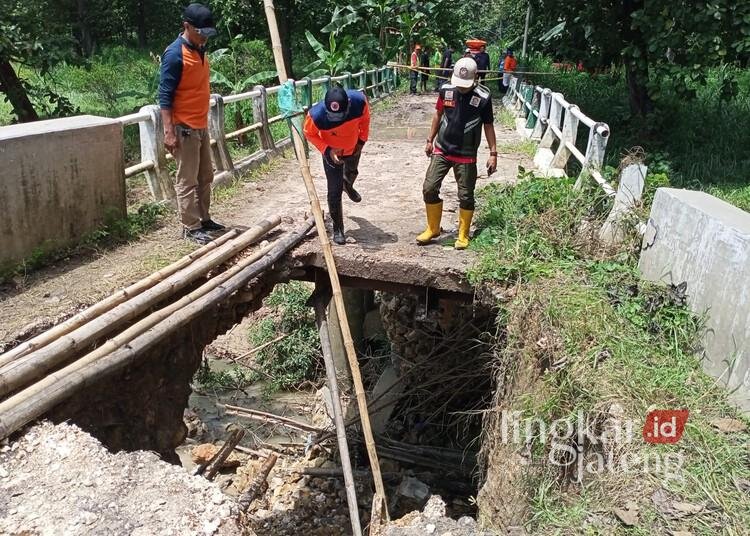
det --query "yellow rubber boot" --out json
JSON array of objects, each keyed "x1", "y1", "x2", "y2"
[
  {"x1": 454, "y1": 208, "x2": 474, "y2": 250},
  {"x1": 416, "y1": 202, "x2": 443, "y2": 244}
]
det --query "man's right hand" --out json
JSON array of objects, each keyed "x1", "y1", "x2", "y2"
[
  {"x1": 425, "y1": 139, "x2": 434, "y2": 157},
  {"x1": 330, "y1": 147, "x2": 343, "y2": 165},
  {"x1": 164, "y1": 129, "x2": 178, "y2": 155}
]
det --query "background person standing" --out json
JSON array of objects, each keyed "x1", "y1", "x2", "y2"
[
  {"x1": 420, "y1": 46, "x2": 431, "y2": 93},
  {"x1": 159, "y1": 3, "x2": 224, "y2": 245},
  {"x1": 410, "y1": 45, "x2": 421, "y2": 94}
]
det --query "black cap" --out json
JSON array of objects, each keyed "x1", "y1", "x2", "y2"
[
  {"x1": 324, "y1": 86, "x2": 349, "y2": 122},
  {"x1": 183, "y1": 3, "x2": 217, "y2": 37}
]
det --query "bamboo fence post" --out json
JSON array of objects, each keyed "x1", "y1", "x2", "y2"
[
  {"x1": 262, "y1": 0, "x2": 389, "y2": 521},
  {"x1": 314, "y1": 291, "x2": 363, "y2": 536},
  {"x1": 0, "y1": 217, "x2": 281, "y2": 397},
  {"x1": 0, "y1": 229, "x2": 240, "y2": 368},
  {"x1": 0, "y1": 218, "x2": 315, "y2": 441}
]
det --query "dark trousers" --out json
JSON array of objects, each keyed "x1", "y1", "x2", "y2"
[
  {"x1": 423, "y1": 154, "x2": 478, "y2": 210},
  {"x1": 410, "y1": 70, "x2": 418, "y2": 94},
  {"x1": 323, "y1": 151, "x2": 361, "y2": 210}
]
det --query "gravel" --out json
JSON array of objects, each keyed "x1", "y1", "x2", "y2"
[{"x1": 0, "y1": 422, "x2": 243, "y2": 536}]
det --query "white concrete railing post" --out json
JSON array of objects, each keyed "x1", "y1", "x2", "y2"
[
  {"x1": 599, "y1": 164, "x2": 647, "y2": 245},
  {"x1": 575, "y1": 122, "x2": 611, "y2": 189},
  {"x1": 359, "y1": 71, "x2": 367, "y2": 92},
  {"x1": 532, "y1": 88, "x2": 552, "y2": 140},
  {"x1": 137, "y1": 105, "x2": 176, "y2": 205},
  {"x1": 251, "y1": 85, "x2": 275, "y2": 152},
  {"x1": 550, "y1": 104, "x2": 580, "y2": 171},
  {"x1": 533, "y1": 93, "x2": 564, "y2": 174},
  {"x1": 208, "y1": 94, "x2": 234, "y2": 173},
  {"x1": 514, "y1": 81, "x2": 527, "y2": 117}
]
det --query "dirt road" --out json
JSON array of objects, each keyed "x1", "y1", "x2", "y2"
[{"x1": 0, "y1": 94, "x2": 531, "y2": 344}]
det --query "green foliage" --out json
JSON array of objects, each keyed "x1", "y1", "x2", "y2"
[
  {"x1": 474, "y1": 177, "x2": 750, "y2": 534},
  {"x1": 209, "y1": 33, "x2": 277, "y2": 94},
  {"x1": 469, "y1": 170, "x2": 612, "y2": 284},
  {"x1": 303, "y1": 30, "x2": 357, "y2": 76},
  {"x1": 90, "y1": 201, "x2": 170, "y2": 245},
  {"x1": 248, "y1": 282, "x2": 322, "y2": 393},
  {"x1": 194, "y1": 363, "x2": 255, "y2": 392}
]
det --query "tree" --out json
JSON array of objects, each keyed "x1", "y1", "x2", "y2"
[
  {"x1": 521, "y1": 0, "x2": 750, "y2": 115},
  {"x1": 0, "y1": 0, "x2": 72, "y2": 122}
]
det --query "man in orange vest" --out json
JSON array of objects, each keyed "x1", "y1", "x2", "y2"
[
  {"x1": 158, "y1": 3, "x2": 222, "y2": 245},
  {"x1": 303, "y1": 86, "x2": 371, "y2": 245}
]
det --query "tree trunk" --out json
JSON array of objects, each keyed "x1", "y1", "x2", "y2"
[
  {"x1": 625, "y1": 62, "x2": 652, "y2": 116},
  {"x1": 0, "y1": 59, "x2": 39, "y2": 123},
  {"x1": 137, "y1": 0, "x2": 147, "y2": 49},
  {"x1": 77, "y1": 0, "x2": 94, "y2": 57},
  {"x1": 621, "y1": 0, "x2": 652, "y2": 116}
]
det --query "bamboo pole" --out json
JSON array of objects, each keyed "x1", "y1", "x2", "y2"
[
  {"x1": 261, "y1": 0, "x2": 388, "y2": 520},
  {"x1": 314, "y1": 293, "x2": 362, "y2": 536},
  {"x1": 223, "y1": 404, "x2": 324, "y2": 434},
  {"x1": 237, "y1": 453, "x2": 278, "y2": 512},
  {"x1": 0, "y1": 240, "x2": 278, "y2": 429},
  {"x1": 204, "y1": 428, "x2": 245, "y2": 481},
  {"x1": 0, "y1": 229, "x2": 240, "y2": 369},
  {"x1": 0, "y1": 216, "x2": 281, "y2": 398},
  {"x1": 0, "y1": 218, "x2": 315, "y2": 441}
]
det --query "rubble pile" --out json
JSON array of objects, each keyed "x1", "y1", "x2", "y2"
[{"x1": 0, "y1": 422, "x2": 242, "y2": 536}]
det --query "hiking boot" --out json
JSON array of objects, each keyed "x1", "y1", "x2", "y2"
[
  {"x1": 201, "y1": 218, "x2": 226, "y2": 232},
  {"x1": 329, "y1": 202, "x2": 346, "y2": 245},
  {"x1": 343, "y1": 180, "x2": 362, "y2": 203},
  {"x1": 184, "y1": 228, "x2": 213, "y2": 245}
]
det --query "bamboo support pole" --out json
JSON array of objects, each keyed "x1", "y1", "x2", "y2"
[
  {"x1": 223, "y1": 404, "x2": 324, "y2": 434},
  {"x1": 314, "y1": 292, "x2": 362, "y2": 536},
  {"x1": 0, "y1": 229, "x2": 240, "y2": 368},
  {"x1": 0, "y1": 241, "x2": 278, "y2": 414},
  {"x1": 0, "y1": 218, "x2": 314, "y2": 441},
  {"x1": 0, "y1": 216, "x2": 282, "y2": 398},
  {"x1": 262, "y1": 0, "x2": 388, "y2": 520}
]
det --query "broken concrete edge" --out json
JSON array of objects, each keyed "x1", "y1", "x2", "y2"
[{"x1": 639, "y1": 187, "x2": 750, "y2": 411}]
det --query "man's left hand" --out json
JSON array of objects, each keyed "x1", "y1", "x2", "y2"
[{"x1": 487, "y1": 155, "x2": 498, "y2": 176}]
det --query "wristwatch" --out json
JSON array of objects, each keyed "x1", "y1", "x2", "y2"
[
  {"x1": 489, "y1": 151, "x2": 498, "y2": 156},
  {"x1": 426, "y1": 138, "x2": 433, "y2": 144}
]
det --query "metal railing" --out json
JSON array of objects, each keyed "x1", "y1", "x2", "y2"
[
  {"x1": 117, "y1": 66, "x2": 397, "y2": 203},
  {"x1": 504, "y1": 75, "x2": 614, "y2": 196}
]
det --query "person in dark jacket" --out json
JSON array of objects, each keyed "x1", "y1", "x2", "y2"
[
  {"x1": 420, "y1": 46, "x2": 431, "y2": 93},
  {"x1": 303, "y1": 87, "x2": 371, "y2": 245},
  {"x1": 474, "y1": 45, "x2": 491, "y2": 83},
  {"x1": 418, "y1": 58, "x2": 498, "y2": 250},
  {"x1": 437, "y1": 46, "x2": 453, "y2": 90},
  {"x1": 158, "y1": 3, "x2": 223, "y2": 245}
]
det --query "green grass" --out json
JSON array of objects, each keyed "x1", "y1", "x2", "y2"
[
  {"x1": 498, "y1": 138, "x2": 537, "y2": 158},
  {"x1": 247, "y1": 281, "x2": 322, "y2": 393},
  {"x1": 497, "y1": 106, "x2": 517, "y2": 129},
  {"x1": 472, "y1": 173, "x2": 750, "y2": 535},
  {"x1": 511, "y1": 66, "x2": 750, "y2": 212}
]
